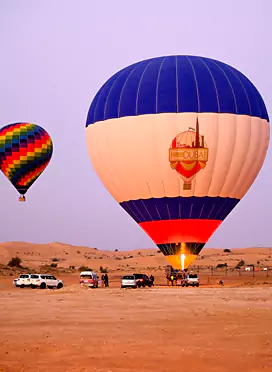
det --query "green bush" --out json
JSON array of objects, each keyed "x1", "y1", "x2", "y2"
[
  {"x1": 8, "y1": 257, "x2": 22, "y2": 267},
  {"x1": 51, "y1": 257, "x2": 60, "y2": 262},
  {"x1": 100, "y1": 266, "x2": 108, "y2": 273},
  {"x1": 78, "y1": 266, "x2": 92, "y2": 272},
  {"x1": 50, "y1": 263, "x2": 58, "y2": 268}
]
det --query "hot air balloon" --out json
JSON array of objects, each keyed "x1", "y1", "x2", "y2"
[
  {"x1": 0, "y1": 122, "x2": 53, "y2": 201},
  {"x1": 85, "y1": 55, "x2": 270, "y2": 270}
]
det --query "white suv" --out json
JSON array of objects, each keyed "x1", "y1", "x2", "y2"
[
  {"x1": 13, "y1": 274, "x2": 32, "y2": 288},
  {"x1": 121, "y1": 275, "x2": 137, "y2": 288},
  {"x1": 30, "y1": 274, "x2": 64, "y2": 289}
]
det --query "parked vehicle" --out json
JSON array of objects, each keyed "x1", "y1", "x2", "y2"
[
  {"x1": 13, "y1": 274, "x2": 63, "y2": 289},
  {"x1": 121, "y1": 275, "x2": 137, "y2": 288},
  {"x1": 183, "y1": 273, "x2": 199, "y2": 287},
  {"x1": 13, "y1": 274, "x2": 32, "y2": 288},
  {"x1": 133, "y1": 273, "x2": 152, "y2": 287},
  {"x1": 30, "y1": 274, "x2": 64, "y2": 289},
  {"x1": 80, "y1": 271, "x2": 99, "y2": 288}
]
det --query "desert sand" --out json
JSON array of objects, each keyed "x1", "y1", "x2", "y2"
[{"x1": 0, "y1": 242, "x2": 271, "y2": 372}]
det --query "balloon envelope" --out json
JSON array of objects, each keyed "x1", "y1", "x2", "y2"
[
  {"x1": 86, "y1": 55, "x2": 270, "y2": 269},
  {"x1": 0, "y1": 122, "x2": 53, "y2": 198}
]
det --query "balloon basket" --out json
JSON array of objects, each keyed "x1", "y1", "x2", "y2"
[
  {"x1": 19, "y1": 196, "x2": 26, "y2": 202},
  {"x1": 183, "y1": 182, "x2": 191, "y2": 190}
]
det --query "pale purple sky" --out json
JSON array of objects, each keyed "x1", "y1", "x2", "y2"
[{"x1": 0, "y1": 0, "x2": 271, "y2": 250}]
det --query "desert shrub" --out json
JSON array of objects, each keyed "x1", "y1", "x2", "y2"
[
  {"x1": 224, "y1": 249, "x2": 231, "y2": 253},
  {"x1": 51, "y1": 257, "x2": 60, "y2": 262},
  {"x1": 157, "y1": 250, "x2": 161, "y2": 253},
  {"x1": 216, "y1": 263, "x2": 228, "y2": 269},
  {"x1": 8, "y1": 256, "x2": 22, "y2": 267},
  {"x1": 114, "y1": 249, "x2": 118, "y2": 252},
  {"x1": 78, "y1": 266, "x2": 92, "y2": 272},
  {"x1": 69, "y1": 265, "x2": 75, "y2": 269},
  {"x1": 50, "y1": 263, "x2": 58, "y2": 268},
  {"x1": 100, "y1": 266, "x2": 108, "y2": 273},
  {"x1": 237, "y1": 259, "x2": 245, "y2": 267}
]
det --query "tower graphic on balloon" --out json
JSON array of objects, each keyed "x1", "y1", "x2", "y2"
[
  {"x1": 85, "y1": 55, "x2": 270, "y2": 270},
  {"x1": 0, "y1": 122, "x2": 53, "y2": 201},
  {"x1": 169, "y1": 117, "x2": 209, "y2": 190}
]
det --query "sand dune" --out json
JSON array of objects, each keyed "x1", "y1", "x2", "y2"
[{"x1": 0, "y1": 241, "x2": 271, "y2": 272}]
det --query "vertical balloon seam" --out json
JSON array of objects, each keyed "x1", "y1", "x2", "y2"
[
  {"x1": 206, "y1": 114, "x2": 220, "y2": 195},
  {"x1": 118, "y1": 63, "x2": 143, "y2": 118},
  {"x1": 155, "y1": 57, "x2": 167, "y2": 114},
  {"x1": 217, "y1": 114, "x2": 238, "y2": 197},
  {"x1": 186, "y1": 56, "x2": 200, "y2": 112},
  {"x1": 231, "y1": 117, "x2": 253, "y2": 197},
  {"x1": 211, "y1": 60, "x2": 238, "y2": 113},
  {"x1": 175, "y1": 56, "x2": 179, "y2": 113},
  {"x1": 198, "y1": 57, "x2": 221, "y2": 113}
]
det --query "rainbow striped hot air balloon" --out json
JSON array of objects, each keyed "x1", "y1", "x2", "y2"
[
  {"x1": 0, "y1": 122, "x2": 53, "y2": 201},
  {"x1": 85, "y1": 55, "x2": 270, "y2": 270}
]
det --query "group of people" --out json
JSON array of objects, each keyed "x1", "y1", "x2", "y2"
[
  {"x1": 166, "y1": 272, "x2": 186, "y2": 286},
  {"x1": 101, "y1": 273, "x2": 109, "y2": 287}
]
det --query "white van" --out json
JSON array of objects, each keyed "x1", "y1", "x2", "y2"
[{"x1": 80, "y1": 271, "x2": 99, "y2": 288}]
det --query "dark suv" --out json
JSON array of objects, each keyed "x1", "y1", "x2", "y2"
[{"x1": 133, "y1": 273, "x2": 152, "y2": 288}]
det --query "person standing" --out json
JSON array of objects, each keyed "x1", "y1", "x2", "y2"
[{"x1": 104, "y1": 273, "x2": 109, "y2": 287}]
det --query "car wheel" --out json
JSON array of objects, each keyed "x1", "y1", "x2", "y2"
[
  {"x1": 20, "y1": 284, "x2": 25, "y2": 288},
  {"x1": 31, "y1": 285, "x2": 36, "y2": 289},
  {"x1": 40, "y1": 282, "x2": 46, "y2": 289},
  {"x1": 57, "y1": 283, "x2": 63, "y2": 289},
  {"x1": 196, "y1": 283, "x2": 199, "y2": 287}
]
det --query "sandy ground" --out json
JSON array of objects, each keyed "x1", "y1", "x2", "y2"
[{"x1": 0, "y1": 275, "x2": 271, "y2": 372}]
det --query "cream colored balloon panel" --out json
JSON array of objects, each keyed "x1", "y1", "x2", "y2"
[
  {"x1": 87, "y1": 113, "x2": 269, "y2": 203},
  {"x1": 207, "y1": 114, "x2": 237, "y2": 197},
  {"x1": 231, "y1": 118, "x2": 267, "y2": 199},
  {"x1": 87, "y1": 122, "x2": 121, "y2": 202},
  {"x1": 220, "y1": 116, "x2": 252, "y2": 198},
  {"x1": 238, "y1": 119, "x2": 270, "y2": 198},
  {"x1": 189, "y1": 113, "x2": 220, "y2": 197}
]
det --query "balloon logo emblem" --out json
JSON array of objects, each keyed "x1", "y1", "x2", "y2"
[{"x1": 169, "y1": 117, "x2": 209, "y2": 190}]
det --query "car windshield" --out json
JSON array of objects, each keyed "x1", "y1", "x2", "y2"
[
  {"x1": 30, "y1": 275, "x2": 39, "y2": 279},
  {"x1": 189, "y1": 274, "x2": 198, "y2": 278},
  {"x1": 123, "y1": 276, "x2": 135, "y2": 280},
  {"x1": 20, "y1": 274, "x2": 29, "y2": 278}
]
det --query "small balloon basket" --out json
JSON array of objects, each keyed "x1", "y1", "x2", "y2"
[{"x1": 19, "y1": 196, "x2": 26, "y2": 202}]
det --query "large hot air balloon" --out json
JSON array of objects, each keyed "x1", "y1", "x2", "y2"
[
  {"x1": 0, "y1": 122, "x2": 53, "y2": 201},
  {"x1": 85, "y1": 55, "x2": 270, "y2": 270}
]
